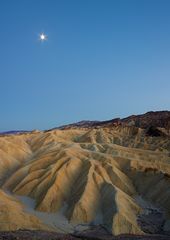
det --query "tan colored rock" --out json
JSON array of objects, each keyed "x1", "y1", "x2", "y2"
[{"x1": 0, "y1": 126, "x2": 169, "y2": 234}]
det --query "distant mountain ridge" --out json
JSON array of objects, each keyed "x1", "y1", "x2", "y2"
[
  {"x1": 1, "y1": 111, "x2": 170, "y2": 135},
  {"x1": 54, "y1": 111, "x2": 170, "y2": 130},
  {"x1": 0, "y1": 130, "x2": 30, "y2": 135}
]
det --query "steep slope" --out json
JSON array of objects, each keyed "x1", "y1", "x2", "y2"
[
  {"x1": 0, "y1": 120, "x2": 170, "y2": 235},
  {"x1": 0, "y1": 189, "x2": 49, "y2": 231}
]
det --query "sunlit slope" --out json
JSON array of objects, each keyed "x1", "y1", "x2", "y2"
[
  {"x1": 0, "y1": 126, "x2": 170, "y2": 234},
  {"x1": 0, "y1": 189, "x2": 50, "y2": 231}
]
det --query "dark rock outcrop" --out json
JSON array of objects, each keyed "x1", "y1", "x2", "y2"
[
  {"x1": 0, "y1": 230, "x2": 169, "y2": 240},
  {"x1": 145, "y1": 126, "x2": 165, "y2": 137},
  {"x1": 137, "y1": 208, "x2": 165, "y2": 234},
  {"x1": 53, "y1": 111, "x2": 170, "y2": 132}
]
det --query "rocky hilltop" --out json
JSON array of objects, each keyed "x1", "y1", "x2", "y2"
[
  {"x1": 55, "y1": 111, "x2": 170, "y2": 132},
  {"x1": 0, "y1": 111, "x2": 170, "y2": 237}
]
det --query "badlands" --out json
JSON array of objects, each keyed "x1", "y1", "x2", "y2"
[{"x1": 0, "y1": 111, "x2": 170, "y2": 237}]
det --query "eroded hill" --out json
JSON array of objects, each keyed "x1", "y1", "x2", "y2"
[{"x1": 0, "y1": 118, "x2": 170, "y2": 235}]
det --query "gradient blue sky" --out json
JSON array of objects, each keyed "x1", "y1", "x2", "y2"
[{"x1": 0, "y1": 0, "x2": 170, "y2": 131}]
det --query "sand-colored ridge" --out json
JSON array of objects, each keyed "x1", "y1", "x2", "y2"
[
  {"x1": 0, "y1": 189, "x2": 50, "y2": 231},
  {"x1": 0, "y1": 126, "x2": 170, "y2": 234}
]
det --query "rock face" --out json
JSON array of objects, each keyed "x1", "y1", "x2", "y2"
[
  {"x1": 122, "y1": 111, "x2": 170, "y2": 129},
  {"x1": 0, "y1": 111, "x2": 170, "y2": 235},
  {"x1": 0, "y1": 230, "x2": 169, "y2": 240},
  {"x1": 54, "y1": 111, "x2": 170, "y2": 133},
  {"x1": 137, "y1": 208, "x2": 165, "y2": 234},
  {"x1": 145, "y1": 126, "x2": 165, "y2": 137}
]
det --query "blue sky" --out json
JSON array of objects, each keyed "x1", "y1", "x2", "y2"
[{"x1": 0, "y1": 0, "x2": 170, "y2": 131}]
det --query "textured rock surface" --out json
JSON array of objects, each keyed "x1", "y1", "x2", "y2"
[
  {"x1": 0, "y1": 113, "x2": 170, "y2": 235},
  {"x1": 0, "y1": 230, "x2": 169, "y2": 240},
  {"x1": 137, "y1": 208, "x2": 165, "y2": 234},
  {"x1": 54, "y1": 111, "x2": 170, "y2": 133}
]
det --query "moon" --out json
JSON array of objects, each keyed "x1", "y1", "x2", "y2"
[{"x1": 39, "y1": 33, "x2": 47, "y2": 42}]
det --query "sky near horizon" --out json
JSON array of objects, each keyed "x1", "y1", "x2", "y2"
[{"x1": 0, "y1": 0, "x2": 170, "y2": 131}]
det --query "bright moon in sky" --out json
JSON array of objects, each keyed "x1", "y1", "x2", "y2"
[{"x1": 39, "y1": 33, "x2": 47, "y2": 42}]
